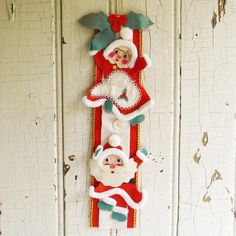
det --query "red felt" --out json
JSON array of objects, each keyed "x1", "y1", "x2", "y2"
[
  {"x1": 111, "y1": 23, "x2": 121, "y2": 32},
  {"x1": 87, "y1": 50, "x2": 150, "y2": 116},
  {"x1": 90, "y1": 20, "x2": 142, "y2": 229},
  {"x1": 108, "y1": 14, "x2": 117, "y2": 24},
  {"x1": 117, "y1": 15, "x2": 127, "y2": 25},
  {"x1": 127, "y1": 30, "x2": 141, "y2": 228},
  {"x1": 94, "y1": 183, "x2": 144, "y2": 207}
]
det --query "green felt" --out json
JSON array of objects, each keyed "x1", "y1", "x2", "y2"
[
  {"x1": 95, "y1": 147, "x2": 102, "y2": 156},
  {"x1": 104, "y1": 99, "x2": 113, "y2": 113},
  {"x1": 80, "y1": 11, "x2": 153, "y2": 50},
  {"x1": 98, "y1": 201, "x2": 113, "y2": 211},
  {"x1": 129, "y1": 114, "x2": 145, "y2": 126},
  {"x1": 126, "y1": 11, "x2": 153, "y2": 29},
  {"x1": 111, "y1": 211, "x2": 127, "y2": 222},
  {"x1": 79, "y1": 12, "x2": 109, "y2": 31},
  {"x1": 141, "y1": 148, "x2": 148, "y2": 156},
  {"x1": 90, "y1": 27, "x2": 116, "y2": 51}
]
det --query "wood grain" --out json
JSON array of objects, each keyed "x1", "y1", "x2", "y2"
[
  {"x1": 1, "y1": 0, "x2": 236, "y2": 235},
  {"x1": 0, "y1": 0, "x2": 57, "y2": 235}
]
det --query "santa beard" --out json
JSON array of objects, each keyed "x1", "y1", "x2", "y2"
[{"x1": 90, "y1": 158, "x2": 137, "y2": 187}]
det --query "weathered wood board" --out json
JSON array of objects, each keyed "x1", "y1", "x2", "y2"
[
  {"x1": 0, "y1": 0, "x2": 58, "y2": 235},
  {"x1": 178, "y1": 1, "x2": 236, "y2": 236}
]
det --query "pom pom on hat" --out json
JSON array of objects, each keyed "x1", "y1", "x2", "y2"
[
  {"x1": 120, "y1": 27, "x2": 133, "y2": 41},
  {"x1": 92, "y1": 135, "x2": 129, "y2": 163},
  {"x1": 108, "y1": 134, "x2": 121, "y2": 147}
]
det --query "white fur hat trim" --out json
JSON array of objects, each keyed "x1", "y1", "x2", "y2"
[
  {"x1": 97, "y1": 148, "x2": 129, "y2": 163},
  {"x1": 103, "y1": 39, "x2": 138, "y2": 68}
]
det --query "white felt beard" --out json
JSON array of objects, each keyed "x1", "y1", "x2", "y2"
[{"x1": 90, "y1": 158, "x2": 137, "y2": 187}]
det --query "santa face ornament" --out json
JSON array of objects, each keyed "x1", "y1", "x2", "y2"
[
  {"x1": 90, "y1": 154, "x2": 137, "y2": 187},
  {"x1": 89, "y1": 134, "x2": 149, "y2": 222},
  {"x1": 82, "y1": 27, "x2": 154, "y2": 126}
]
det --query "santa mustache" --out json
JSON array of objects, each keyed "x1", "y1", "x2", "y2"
[{"x1": 90, "y1": 158, "x2": 137, "y2": 187}]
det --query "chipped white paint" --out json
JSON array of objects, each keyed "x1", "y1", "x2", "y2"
[
  {"x1": 0, "y1": 0, "x2": 236, "y2": 235},
  {"x1": 178, "y1": 0, "x2": 236, "y2": 236},
  {"x1": 0, "y1": 0, "x2": 58, "y2": 236}
]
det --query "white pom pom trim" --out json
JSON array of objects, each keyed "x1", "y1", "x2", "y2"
[
  {"x1": 108, "y1": 134, "x2": 121, "y2": 147},
  {"x1": 89, "y1": 50, "x2": 98, "y2": 56},
  {"x1": 120, "y1": 27, "x2": 133, "y2": 41}
]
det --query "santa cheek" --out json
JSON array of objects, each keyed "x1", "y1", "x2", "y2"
[
  {"x1": 109, "y1": 52, "x2": 115, "y2": 58},
  {"x1": 122, "y1": 59, "x2": 128, "y2": 65}
]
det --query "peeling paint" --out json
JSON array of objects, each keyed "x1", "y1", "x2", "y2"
[
  {"x1": 202, "y1": 192, "x2": 211, "y2": 203},
  {"x1": 193, "y1": 149, "x2": 201, "y2": 164},
  {"x1": 211, "y1": 11, "x2": 217, "y2": 29},
  {"x1": 210, "y1": 169, "x2": 222, "y2": 182},
  {"x1": 218, "y1": 0, "x2": 226, "y2": 22},
  {"x1": 201, "y1": 132, "x2": 208, "y2": 146},
  {"x1": 61, "y1": 36, "x2": 67, "y2": 44},
  {"x1": 63, "y1": 163, "x2": 70, "y2": 176},
  {"x1": 68, "y1": 155, "x2": 75, "y2": 161}
]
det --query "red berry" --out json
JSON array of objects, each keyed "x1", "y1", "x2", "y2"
[
  {"x1": 121, "y1": 93, "x2": 127, "y2": 99},
  {"x1": 108, "y1": 14, "x2": 117, "y2": 23},
  {"x1": 111, "y1": 23, "x2": 121, "y2": 32},
  {"x1": 118, "y1": 15, "x2": 127, "y2": 25}
]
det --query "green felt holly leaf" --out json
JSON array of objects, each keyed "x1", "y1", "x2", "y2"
[
  {"x1": 126, "y1": 11, "x2": 153, "y2": 29},
  {"x1": 79, "y1": 12, "x2": 109, "y2": 31},
  {"x1": 90, "y1": 27, "x2": 116, "y2": 51}
]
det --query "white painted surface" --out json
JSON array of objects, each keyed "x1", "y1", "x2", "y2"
[
  {"x1": 178, "y1": 0, "x2": 236, "y2": 236},
  {"x1": 0, "y1": 0, "x2": 235, "y2": 235},
  {"x1": 0, "y1": 0, "x2": 57, "y2": 235}
]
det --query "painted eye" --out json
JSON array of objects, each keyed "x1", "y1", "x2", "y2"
[
  {"x1": 123, "y1": 54, "x2": 128, "y2": 59},
  {"x1": 117, "y1": 159, "x2": 121, "y2": 162},
  {"x1": 105, "y1": 158, "x2": 109, "y2": 162},
  {"x1": 114, "y1": 49, "x2": 119, "y2": 54}
]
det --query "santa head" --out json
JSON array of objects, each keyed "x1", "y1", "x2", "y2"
[
  {"x1": 90, "y1": 134, "x2": 137, "y2": 187},
  {"x1": 103, "y1": 27, "x2": 138, "y2": 69}
]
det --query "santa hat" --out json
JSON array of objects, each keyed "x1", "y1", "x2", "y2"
[
  {"x1": 103, "y1": 27, "x2": 138, "y2": 68},
  {"x1": 92, "y1": 134, "x2": 129, "y2": 163}
]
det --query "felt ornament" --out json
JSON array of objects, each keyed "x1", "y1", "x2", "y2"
[
  {"x1": 79, "y1": 11, "x2": 153, "y2": 51},
  {"x1": 82, "y1": 26, "x2": 154, "y2": 124},
  {"x1": 79, "y1": 12, "x2": 154, "y2": 229},
  {"x1": 90, "y1": 134, "x2": 149, "y2": 222}
]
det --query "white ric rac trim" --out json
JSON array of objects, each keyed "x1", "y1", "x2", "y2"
[
  {"x1": 89, "y1": 186, "x2": 147, "y2": 210},
  {"x1": 103, "y1": 39, "x2": 138, "y2": 68},
  {"x1": 102, "y1": 197, "x2": 117, "y2": 206},
  {"x1": 83, "y1": 96, "x2": 154, "y2": 121},
  {"x1": 113, "y1": 206, "x2": 128, "y2": 215}
]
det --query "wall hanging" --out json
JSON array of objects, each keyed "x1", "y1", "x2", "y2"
[{"x1": 79, "y1": 11, "x2": 154, "y2": 229}]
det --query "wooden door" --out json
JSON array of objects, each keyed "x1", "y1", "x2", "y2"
[{"x1": 0, "y1": 0, "x2": 235, "y2": 235}]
